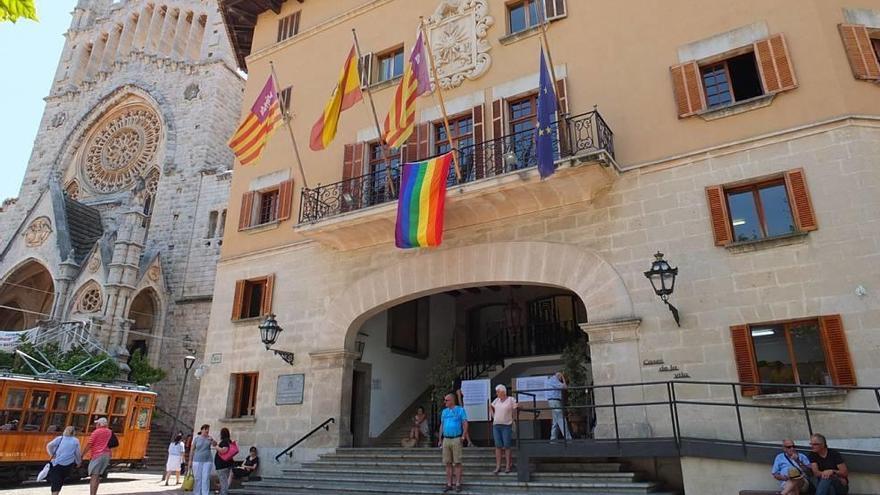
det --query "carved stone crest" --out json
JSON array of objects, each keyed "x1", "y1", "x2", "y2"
[
  {"x1": 148, "y1": 264, "x2": 160, "y2": 282},
  {"x1": 50, "y1": 112, "x2": 67, "y2": 128},
  {"x1": 425, "y1": 0, "x2": 494, "y2": 90},
  {"x1": 88, "y1": 255, "x2": 100, "y2": 273},
  {"x1": 184, "y1": 83, "x2": 200, "y2": 101},
  {"x1": 24, "y1": 217, "x2": 52, "y2": 247}
]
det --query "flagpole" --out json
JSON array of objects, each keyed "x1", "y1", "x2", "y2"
[
  {"x1": 270, "y1": 61, "x2": 310, "y2": 190},
  {"x1": 351, "y1": 29, "x2": 397, "y2": 196},
  {"x1": 539, "y1": 0, "x2": 569, "y2": 154},
  {"x1": 419, "y1": 18, "x2": 462, "y2": 183}
]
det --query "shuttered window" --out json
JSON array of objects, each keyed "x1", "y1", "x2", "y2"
[
  {"x1": 730, "y1": 315, "x2": 856, "y2": 397},
  {"x1": 237, "y1": 179, "x2": 294, "y2": 230},
  {"x1": 231, "y1": 373, "x2": 258, "y2": 418},
  {"x1": 276, "y1": 11, "x2": 300, "y2": 43},
  {"x1": 231, "y1": 275, "x2": 275, "y2": 320},
  {"x1": 706, "y1": 168, "x2": 816, "y2": 247},
  {"x1": 838, "y1": 24, "x2": 880, "y2": 80}
]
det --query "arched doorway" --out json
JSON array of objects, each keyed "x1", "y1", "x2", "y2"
[
  {"x1": 127, "y1": 288, "x2": 158, "y2": 362},
  {"x1": 0, "y1": 260, "x2": 55, "y2": 330}
]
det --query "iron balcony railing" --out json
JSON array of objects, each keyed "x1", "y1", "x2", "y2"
[{"x1": 298, "y1": 109, "x2": 614, "y2": 224}]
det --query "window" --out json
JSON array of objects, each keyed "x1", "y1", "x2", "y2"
[
  {"x1": 838, "y1": 24, "x2": 880, "y2": 81},
  {"x1": 705, "y1": 169, "x2": 817, "y2": 247},
  {"x1": 238, "y1": 180, "x2": 293, "y2": 230},
  {"x1": 46, "y1": 392, "x2": 71, "y2": 434},
  {"x1": 218, "y1": 210, "x2": 227, "y2": 238},
  {"x1": 71, "y1": 393, "x2": 90, "y2": 433},
  {"x1": 699, "y1": 52, "x2": 764, "y2": 109},
  {"x1": 0, "y1": 388, "x2": 26, "y2": 432},
  {"x1": 231, "y1": 275, "x2": 274, "y2": 320},
  {"x1": 22, "y1": 390, "x2": 49, "y2": 432},
  {"x1": 507, "y1": 94, "x2": 542, "y2": 170},
  {"x1": 231, "y1": 373, "x2": 258, "y2": 418},
  {"x1": 435, "y1": 115, "x2": 473, "y2": 182},
  {"x1": 257, "y1": 187, "x2": 280, "y2": 225},
  {"x1": 276, "y1": 11, "x2": 300, "y2": 43},
  {"x1": 279, "y1": 86, "x2": 292, "y2": 116},
  {"x1": 367, "y1": 142, "x2": 400, "y2": 206},
  {"x1": 731, "y1": 315, "x2": 855, "y2": 396},
  {"x1": 110, "y1": 397, "x2": 127, "y2": 433},
  {"x1": 508, "y1": 1, "x2": 540, "y2": 34},
  {"x1": 376, "y1": 47, "x2": 404, "y2": 84},
  {"x1": 207, "y1": 211, "x2": 218, "y2": 238},
  {"x1": 387, "y1": 297, "x2": 429, "y2": 358}
]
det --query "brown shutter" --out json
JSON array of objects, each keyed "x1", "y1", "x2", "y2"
[
  {"x1": 784, "y1": 168, "x2": 817, "y2": 232},
  {"x1": 261, "y1": 274, "x2": 275, "y2": 316},
  {"x1": 238, "y1": 191, "x2": 255, "y2": 231},
  {"x1": 670, "y1": 61, "x2": 705, "y2": 118},
  {"x1": 491, "y1": 99, "x2": 504, "y2": 174},
  {"x1": 342, "y1": 143, "x2": 363, "y2": 212},
  {"x1": 277, "y1": 178, "x2": 294, "y2": 222},
  {"x1": 403, "y1": 125, "x2": 421, "y2": 163},
  {"x1": 705, "y1": 185, "x2": 733, "y2": 246},
  {"x1": 359, "y1": 53, "x2": 373, "y2": 89},
  {"x1": 753, "y1": 34, "x2": 798, "y2": 93},
  {"x1": 838, "y1": 24, "x2": 880, "y2": 80},
  {"x1": 545, "y1": 0, "x2": 566, "y2": 19},
  {"x1": 819, "y1": 315, "x2": 856, "y2": 387},
  {"x1": 416, "y1": 123, "x2": 430, "y2": 159},
  {"x1": 231, "y1": 280, "x2": 245, "y2": 320},
  {"x1": 472, "y1": 104, "x2": 485, "y2": 179},
  {"x1": 730, "y1": 324, "x2": 760, "y2": 396},
  {"x1": 555, "y1": 78, "x2": 569, "y2": 115}
]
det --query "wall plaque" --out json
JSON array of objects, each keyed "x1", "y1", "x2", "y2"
[{"x1": 276, "y1": 373, "x2": 305, "y2": 405}]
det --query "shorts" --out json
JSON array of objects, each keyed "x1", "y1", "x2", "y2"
[
  {"x1": 493, "y1": 424, "x2": 513, "y2": 448},
  {"x1": 87, "y1": 453, "x2": 111, "y2": 476},
  {"x1": 442, "y1": 437, "x2": 463, "y2": 465}
]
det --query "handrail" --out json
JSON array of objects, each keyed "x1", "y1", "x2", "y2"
[
  {"x1": 274, "y1": 417, "x2": 335, "y2": 462},
  {"x1": 152, "y1": 405, "x2": 193, "y2": 435}
]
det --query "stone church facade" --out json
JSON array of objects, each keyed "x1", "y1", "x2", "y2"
[{"x1": 0, "y1": 0, "x2": 243, "y2": 428}]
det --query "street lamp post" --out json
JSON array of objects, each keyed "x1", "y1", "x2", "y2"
[{"x1": 171, "y1": 355, "x2": 197, "y2": 441}]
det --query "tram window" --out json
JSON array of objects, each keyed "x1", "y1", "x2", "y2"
[
  {"x1": 5, "y1": 389, "x2": 25, "y2": 408},
  {"x1": 52, "y1": 393, "x2": 71, "y2": 411},
  {"x1": 47, "y1": 412, "x2": 68, "y2": 433},
  {"x1": 23, "y1": 410, "x2": 46, "y2": 432},
  {"x1": 30, "y1": 391, "x2": 49, "y2": 410},
  {"x1": 71, "y1": 414, "x2": 88, "y2": 432},
  {"x1": 110, "y1": 416, "x2": 125, "y2": 433},
  {"x1": 74, "y1": 394, "x2": 90, "y2": 413},
  {"x1": 92, "y1": 394, "x2": 109, "y2": 414},
  {"x1": 0, "y1": 410, "x2": 21, "y2": 431},
  {"x1": 112, "y1": 397, "x2": 128, "y2": 415},
  {"x1": 134, "y1": 408, "x2": 150, "y2": 429}
]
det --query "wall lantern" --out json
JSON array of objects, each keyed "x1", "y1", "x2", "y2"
[
  {"x1": 259, "y1": 313, "x2": 295, "y2": 365},
  {"x1": 355, "y1": 331, "x2": 369, "y2": 360},
  {"x1": 643, "y1": 251, "x2": 680, "y2": 327}
]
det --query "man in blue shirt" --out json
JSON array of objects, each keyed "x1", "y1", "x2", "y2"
[
  {"x1": 437, "y1": 394, "x2": 468, "y2": 492},
  {"x1": 771, "y1": 439, "x2": 811, "y2": 494},
  {"x1": 545, "y1": 372, "x2": 572, "y2": 440}
]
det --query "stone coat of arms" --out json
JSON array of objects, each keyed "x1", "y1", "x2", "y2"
[{"x1": 425, "y1": 0, "x2": 494, "y2": 90}]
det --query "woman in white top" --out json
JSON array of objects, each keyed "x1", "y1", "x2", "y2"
[
  {"x1": 489, "y1": 384, "x2": 517, "y2": 474},
  {"x1": 164, "y1": 433, "x2": 185, "y2": 486},
  {"x1": 46, "y1": 426, "x2": 82, "y2": 495}
]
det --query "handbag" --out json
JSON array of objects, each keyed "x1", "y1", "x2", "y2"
[
  {"x1": 36, "y1": 462, "x2": 51, "y2": 482},
  {"x1": 108, "y1": 432, "x2": 119, "y2": 449},
  {"x1": 218, "y1": 440, "x2": 239, "y2": 462},
  {"x1": 181, "y1": 472, "x2": 194, "y2": 491}
]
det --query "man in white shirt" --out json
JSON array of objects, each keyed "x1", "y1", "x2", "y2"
[{"x1": 545, "y1": 372, "x2": 572, "y2": 440}]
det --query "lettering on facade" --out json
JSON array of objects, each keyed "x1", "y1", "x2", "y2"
[
  {"x1": 642, "y1": 359, "x2": 664, "y2": 366},
  {"x1": 210, "y1": 353, "x2": 222, "y2": 364},
  {"x1": 276, "y1": 373, "x2": 305, "y2": 405},
  {"x1": 425, "y1": 0, "x2": 493, "y2": 90}
]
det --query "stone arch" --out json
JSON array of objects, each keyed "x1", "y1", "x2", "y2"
[
  {"x1": 0, "y1": 258, "x2": 56, "y2": 330},
  {"x1": 126, "y1": 287, "x2": 161, "y2": 363},
  {"x1": 326, "y1": 241, "x2": 634, "y2": 352}
]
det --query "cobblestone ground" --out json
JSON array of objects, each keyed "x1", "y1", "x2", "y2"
[{"x1": 1, "y1": 472, "x2": 182, "y2": 495}]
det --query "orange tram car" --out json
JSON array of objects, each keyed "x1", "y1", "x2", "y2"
[{"x1": 0, "y1": 373, "x2": 156, "y2": 485}]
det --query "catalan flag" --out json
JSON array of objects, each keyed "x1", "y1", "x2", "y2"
[
  {"x1": 228, "y1": 75, "x2": 283, "y2": 166},
  {"x1": 394, "y1": 152, "x2": 452, "y2": 249},
  {"x1": 310, "y1": 45, "x2": 363, "y2": 151},
  {"x1": 384, "y1": 31, "x2": 431, "y2": 149}
]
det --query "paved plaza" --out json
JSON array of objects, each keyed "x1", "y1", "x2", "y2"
[{"x1": 1, "y1": 473, "x2": 180, "y2": 495}]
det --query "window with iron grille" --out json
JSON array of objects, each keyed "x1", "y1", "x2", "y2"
[
  {"x1": 367, "y1": 143, "x2": 400, "y2": 206},
  {"x1": 276, "y1": 12, "x2": 300, "y2": 43},
  {"x1": 435, "y1": 115, "x2": 473, "y2": 182}
]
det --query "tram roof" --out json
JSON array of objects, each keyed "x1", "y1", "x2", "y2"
[{"x1": 0, "y1": 373, "x2": 156, "y2": 394}]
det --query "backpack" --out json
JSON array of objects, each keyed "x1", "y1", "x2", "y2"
[{"x1": 108, "y1": 432, "x2": 119, "y2": 449}]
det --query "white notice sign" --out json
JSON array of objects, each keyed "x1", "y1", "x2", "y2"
[
  {"x1": 515, "y1": 375, "x2": 553, "y2": 402},
  {"x1": 460, "y1": 378, "x2": 490, "y2": 422}
]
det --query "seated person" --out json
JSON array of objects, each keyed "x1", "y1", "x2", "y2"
[
  {"x1": 808, "y1": 434, "x2": 849, "y2": 495},
  {"x1": 233, "y1": 446, "x2": 259, "y2": 480},
  {"x1": 771, "y1": 439, "x2": 811, "y2": 494}
]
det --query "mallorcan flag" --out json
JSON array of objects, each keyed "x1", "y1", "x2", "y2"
[
  {"x1": 228, "y1": 75, "x2": 283, "y2": 166},
  {"x1": 395, "y1": 152, "x2": 453, "y2": 249},
  {"x1": 310, "y1": 45, "x2": 363, "y2": 151},
  {"x1": 383, "y1": 30, "x2": 431, "y2": 148}
]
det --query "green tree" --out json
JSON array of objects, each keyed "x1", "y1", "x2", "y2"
[
  {"x1": 427, "y1": 347, "x2": 458, "y2": 407},
  {"x1": 128, "y1": 349, "x2": 166, "y2": 386},
  {"x1": 561, "y1": 336, "x2": 590, "y2": 408},
  {"x1": 12, "y1": 342, "x2": 119, "y2": 382},
  {"x1": 0, "y1": 0, "x2": 38, "y2": 23}
]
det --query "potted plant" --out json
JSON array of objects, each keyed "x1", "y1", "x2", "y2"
[{"x1": 561, "y1": 336, "x2": 591, "y2": 438}]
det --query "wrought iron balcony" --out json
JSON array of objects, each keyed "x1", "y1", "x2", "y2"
[{"x1": 299, "y1": 109, "x2": 614, "y2": 224}]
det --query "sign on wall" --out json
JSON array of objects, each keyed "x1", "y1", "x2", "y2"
[
  {"x1": 515, "y1": 375, "x2": 553, "y2": 402},
  {"x1": 460, "y1": 378, "x2": 490, "y2": 422},
  {"x1": 276, "y1": 373, "x2": 305, "y2": 405}
]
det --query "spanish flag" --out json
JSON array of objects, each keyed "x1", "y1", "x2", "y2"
[
  {"x1": 310, "y1": 46, "x2": 363, "y2": 151},
  {"x1": 384, "y1": 31, "x2": 431, "y2": 149},
  {"x1": 228, "y1": 75, "x2": 283, "y2": 166}
]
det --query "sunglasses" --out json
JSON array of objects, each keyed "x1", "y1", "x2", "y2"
[{"x1": 783, "y1": 445, "x2": 796, "y2": 449}]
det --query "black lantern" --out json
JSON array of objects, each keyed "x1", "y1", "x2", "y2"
[
  {"x1": 644, "y1": 252, "x2": 681, "y2": 326},
  {"x1": 259, "y1": 314, "x2": 295, "y2": 365},
  {"x1": 183, "y1": 355, "x2": 196, "y2": 371}
]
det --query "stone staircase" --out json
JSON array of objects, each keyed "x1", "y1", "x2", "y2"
[
  {"x1": 142, "y1": 421, "x2": 176, "y2": 471},
  {"x1": 230, "y1": 447, "x2": 677, "y2": 494}
]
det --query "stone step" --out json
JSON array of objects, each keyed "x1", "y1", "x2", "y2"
[
  {"x1": 307, "y1": 457, "x2": 623, "y2": 471},
  {"x1": 285, "y1": 466, "x2": 639, "y2": 480}
]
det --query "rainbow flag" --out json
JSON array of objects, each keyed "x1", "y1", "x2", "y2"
[{"x1": 395, "y1": 153, "x2": 453, "y2": 249}]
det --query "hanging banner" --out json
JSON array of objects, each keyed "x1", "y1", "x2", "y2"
[{"x1": 0, "y1": 329, "x2": 34, "y2": 353}]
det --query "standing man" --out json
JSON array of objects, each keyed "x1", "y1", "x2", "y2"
[
  {"x1": 808, "y1": 433, "x2": 849, "y2": 495},
  {"x1": 545, "y1": 372, "x2": 572, "y2": 441},
  {"x1": 437, "y1": 394, "x2": 468, "y2": 493},
  {"x1": 83, "y1": 417, "x2": 112, "y2": 495}
]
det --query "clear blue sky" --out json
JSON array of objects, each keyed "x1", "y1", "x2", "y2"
[{"x1": 0, "y1": 0, "x2": 77, "y2": 203}]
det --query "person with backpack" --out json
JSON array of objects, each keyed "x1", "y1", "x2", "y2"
[
  {"x1": 214, "y1": 427, "x2": 237, "y2": 495},
  {"x1": 44, "y1": 425, "x2": 82, "y2": 495},
  {"x1": 83, "y1": 417, "x2": 115, "y2": 495}
]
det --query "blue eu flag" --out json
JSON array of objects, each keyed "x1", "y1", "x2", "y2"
[{"x1": 536, "y1": 47, "x2": 557, "y2": 179}]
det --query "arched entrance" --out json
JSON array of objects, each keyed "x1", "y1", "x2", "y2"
[
  {"x1": 0, "y1": 260, "x2": 55, "y2": 330},
  {"x1": 127, "y1": 288, "x2": 159, "y2": 362}
]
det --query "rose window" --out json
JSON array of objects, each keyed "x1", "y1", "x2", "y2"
[{"x1": 82, "y1": 105, "x2": 161, "y2": 193}]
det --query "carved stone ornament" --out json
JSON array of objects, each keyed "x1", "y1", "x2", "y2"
[
  {"x1": 82, "y1": 104, "x2": 161, "y2": 193},
  {"x1": 79, "y1": 286, "x2": 103, "y2": 313},
  {"x1": 147, "y1": 264, "x2": 160, "y2": 282},
  {"x1": 184, "y1": 83, "x2": 200, "y2": 101},
  {"x1": 425, "y1": 0, "x2": 494, "y2": 90},
  {"x1": 50, "y1": 112, "x2": 67, "y2": 128},
  {"x1": 24, "y1": 217, "x2": 52, "y2": 247},
  {"x1": 87, "y1": 255, "x2": 100, "y2": 273}
]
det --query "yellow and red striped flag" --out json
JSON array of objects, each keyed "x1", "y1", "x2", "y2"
[
  {"x1": 384, "y1": 31, "x2": 431, "y2": 149},
  {"x1": 310, "y1": 45, "x2": 363, "y2": 151},
  {"x1": 228, "y1": 75, "x2": 283, "y2": 166}
]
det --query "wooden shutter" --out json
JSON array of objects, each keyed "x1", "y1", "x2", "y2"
[
  {"x1": 670, "y1": 61, "x2": 705, "y2": 118},
  {"x1": 491, "y1": 98, "x2": 504, "y2": 174},
  {"x1": 555, "y1": 78, "x2": 569, "y2": 115},
  {"x1": 342, "y1": 143, "x2": 362, "y2": 212},
  {"x1": 277, "y1": 178, "x2": 294, "y2": 222},
  {"x1": 819, "y1": 315, "x2": 856, "y2": 387},
  {"x1": 260, "y1": 274, "x2": 275, "y2": 316},
  {"x1": 784, "y1": 168, "x2": 817, "y2": 232},
  {"x1": 472, "y1": 104, "x2": 485, "y2": 179},
  {"x1": 545, "y1": 0, "x2": 566, "y2": 19},
  {"x1": 753, "y1": 34, "x2": 798, "y2": 93},
  {"x1": 359, "y1": 53, "x2": 373, "y2": 89},
  {"x1": 730, "y1": 324, "x2": 760, "y2": 396},
  {"x1": 705, "y1": 185, "x2": 733, "y2": 246},
  {"x1": 403, "y1": 125, "x2": 421, "y2": 163},
  {"x1": 416, "y1": 122, "x2": 430, "y2": 159},
  {"x1": 238, "y1": 191, "x2": 255, "y2": 231},
  {"x1": 231, "y1": 280, "x2": 245, "y2": 320},
  {"x1": 838, "y1": 24, "x2": 880, "y2": 80}
]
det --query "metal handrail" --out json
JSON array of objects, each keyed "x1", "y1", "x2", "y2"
[
  {"x1": 274, "y1": 417, "x2": 335, "y2": 462},
  {"x1": 152, "y1": 405, "x2": 193, "y2": 435}
]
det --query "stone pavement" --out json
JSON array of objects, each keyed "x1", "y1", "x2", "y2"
[{"x1": 2, "y1": 473, "x2": 181, "y2": 495}]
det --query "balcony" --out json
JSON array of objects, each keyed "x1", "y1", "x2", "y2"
[{"x1": 296, "y1": 109, "x2": 618, "y2": 250}]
